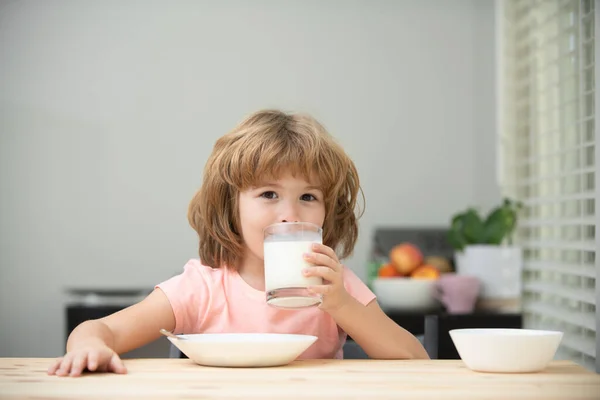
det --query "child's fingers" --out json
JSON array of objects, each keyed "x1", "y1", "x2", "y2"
[
  {"x1": 109, "y1": 353, "x2": 127, "y2": 374},
  {"x1": 310, "y1": 243, "x2": 339, "y2": 261},
  {"x1": 47, "y1": 357, "x2": 63, "y2": 375},
  {"x1": 55, "y1": 354, "x2": 74, "y2": 376},
  {"x1": 304, "y1": 266, "x2": 337, "y2": 282},
  {"x1": 69, "y1": 353, "x2": 88, "y2": 377},
  {"x1": 303, "y1": 252, "x2": 341, "y2": 271},
  {"x1": 87, "y1": 351, "x2": 99, "y2": 371}
]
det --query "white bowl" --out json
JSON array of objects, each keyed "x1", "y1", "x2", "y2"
[
  {"x1": 168, "y1": 333, "x2": 318, "y2": 367},
  {"x1": 372, "y1": 277, "x2": 440, "y2": 312},
  {"x1": 449, "y1": 328, "x2": 563, "y2": 373}
]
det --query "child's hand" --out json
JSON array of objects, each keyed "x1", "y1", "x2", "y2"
[
  {"x1": 303, "y1": 243, "x2": 352, "y2": 312},
  {"x1": 47, "y1": 341, "x2": 127, "y2": 377}
]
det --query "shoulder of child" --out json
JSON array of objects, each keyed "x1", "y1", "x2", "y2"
[
  {"x1": 155, "y1": 259, "x2": 226, "y2": 335},
  {"x1": 157, "y1": 259, "x2": 225, "y2": 289},
  {"x1": 180, "y1": 259, "x2": 226, "y2": 281}
]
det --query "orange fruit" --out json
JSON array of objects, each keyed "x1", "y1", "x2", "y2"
[
  {"x1": 378, "y1": 263, "x2": 401, "y2": 278},
  {"x1": 410, "y1": 264, "x2": 441, "y2": 280},
  {"x1": 389, "y1": 243, "x2": 423, "y2": 275}
]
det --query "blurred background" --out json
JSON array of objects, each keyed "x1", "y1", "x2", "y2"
[{"x1": 0, "y1": 0, "x2": 597, "y2": 372}]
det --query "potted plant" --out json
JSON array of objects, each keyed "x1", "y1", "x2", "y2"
[{"x1": 447, "y1": 198, "x2": 524, "y2": 301}]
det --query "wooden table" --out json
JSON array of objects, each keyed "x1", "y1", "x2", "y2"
[{"x1": 1, "y1": 358, "x2": 599, "y2": 399}]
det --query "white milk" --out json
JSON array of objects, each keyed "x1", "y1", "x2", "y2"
[{"x1": 264, "y1": 240, "x2": 323, "y2": 292}]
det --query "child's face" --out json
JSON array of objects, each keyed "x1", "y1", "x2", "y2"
[{"x1": 238, "y1": 171, "x2": 326, "y2": 267}]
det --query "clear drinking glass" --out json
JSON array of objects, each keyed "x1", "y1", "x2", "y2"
[{"x1": 263, "y1": 222, "x2": 323, "y2": 308}]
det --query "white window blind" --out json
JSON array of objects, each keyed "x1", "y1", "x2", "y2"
[{"x1": 498, "y1": 0, "x2": 598, "y2": 372}]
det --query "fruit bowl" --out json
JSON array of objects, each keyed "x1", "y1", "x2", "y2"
[{"x1": 372, "y1": 277, "x2": 440, "y2": 312}]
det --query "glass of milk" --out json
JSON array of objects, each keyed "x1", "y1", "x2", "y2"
[{"x1": 263, "y1": 222, "x2": 323, "y2": 308}]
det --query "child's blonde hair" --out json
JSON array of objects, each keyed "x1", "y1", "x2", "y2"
[{"x1": 188, "y1": 109, "x2": 364, "y2": 269}]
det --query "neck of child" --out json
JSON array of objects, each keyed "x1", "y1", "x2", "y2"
[{"x1": 237, "y1": 252, "x2": 266, "y2": 292}]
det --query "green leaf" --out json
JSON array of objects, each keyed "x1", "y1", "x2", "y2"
[
  {"x1": 451, "y1": 212, "x2": 465, "y2": 230},
  {"x1": 462, "y1": 209, "x2": 485, "y2": 243},
  {"x1": 483, "y1": 219, "x2": 507, "y2": 244},
  {"x1": 447, "y1": 230, "x2": 467, "y2": 251},
  {"x1": 483, "y1": 207, "x2": 507, "y2": 244},
  {"x1": 366, "y1": 261, "x2": 382, "y2": 289}
]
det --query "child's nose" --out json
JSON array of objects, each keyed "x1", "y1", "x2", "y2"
[{"x1": 279, "y1": 202, "x2": 300, "y2": 223}]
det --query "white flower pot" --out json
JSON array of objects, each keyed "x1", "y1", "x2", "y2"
[{"x1": 455, "y1": 245, "x2": 522, "y2": 299}]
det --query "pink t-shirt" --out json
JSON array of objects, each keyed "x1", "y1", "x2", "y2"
[{"x1": 156, "y1": 259, "x2": 376, "y2": 359}]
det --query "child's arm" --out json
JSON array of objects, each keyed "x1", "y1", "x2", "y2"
[
  {"x1": 48, "y1": 288, "x2": 175, "y2": 377},
  {"x1": 303, "y1": 243, "x2": 429, "y2": 360},
  {"x1": 328, "y1": 297, "x2": 430, "y2": 360}
]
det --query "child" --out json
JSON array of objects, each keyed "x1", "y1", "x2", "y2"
[{"x1": 48, "y1": 109, "x2": 429, "y2": 377}]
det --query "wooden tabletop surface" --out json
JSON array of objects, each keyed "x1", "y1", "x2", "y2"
[{"x1": 1, "y1": 358, "x2": 599, "y2": 399}]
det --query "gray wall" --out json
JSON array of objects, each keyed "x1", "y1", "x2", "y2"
[{"x1": 0, "y1": 0, "x2": 498, "y2": 357}]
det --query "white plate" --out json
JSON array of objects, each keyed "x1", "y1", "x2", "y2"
[{"x1": 168, "y1": 333, "x2": 318, "y2": 367}]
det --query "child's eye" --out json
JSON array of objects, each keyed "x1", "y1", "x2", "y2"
[
  {"x1": 300, "y1": 193, "x2": 317, "y2": 201},
  {"x1": 260, "y1": 191, "x2": 278, "y2": 200}
]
